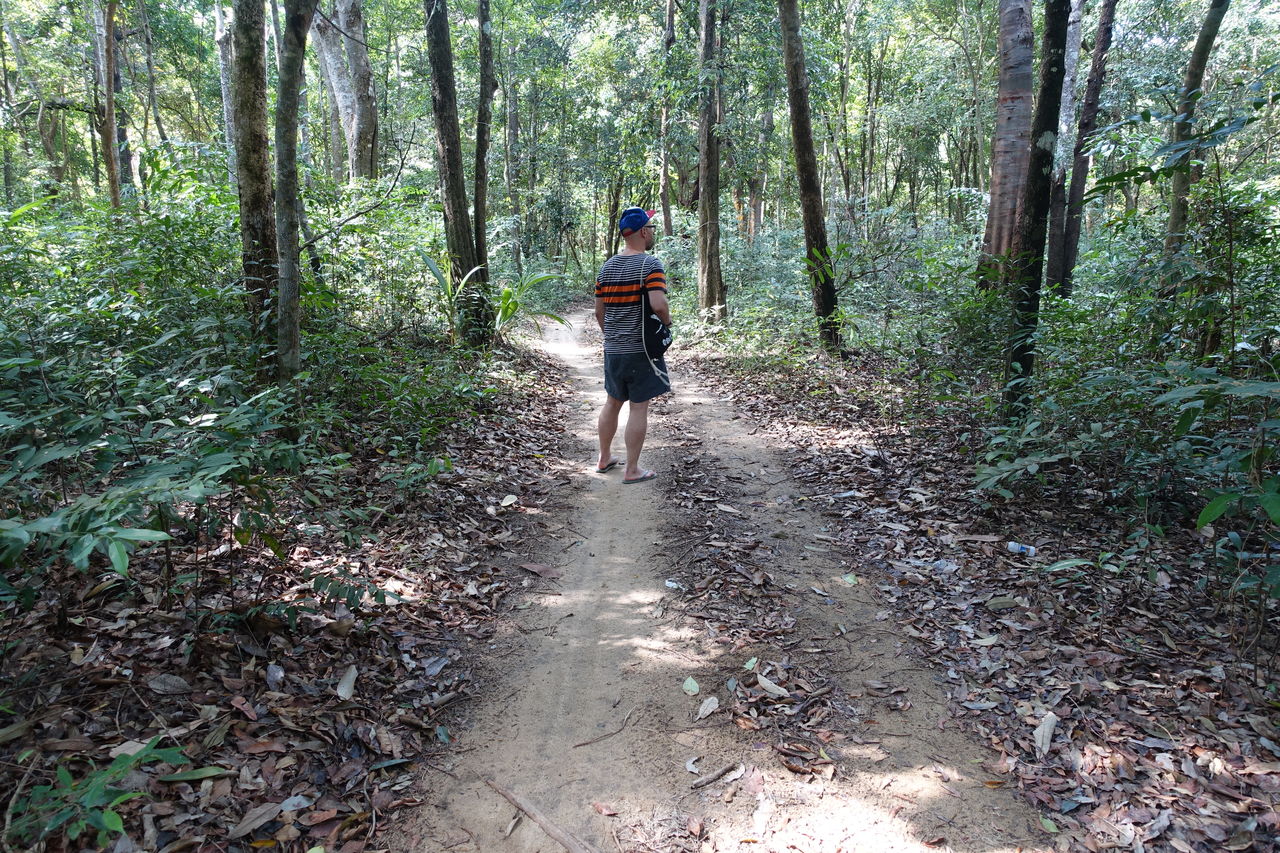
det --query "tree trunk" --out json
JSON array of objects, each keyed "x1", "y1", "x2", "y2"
[
  {"x1": 336, "y1": 0, "x2": 377, "y2": 178},
  {"x1": 111, "y1": 25, "x2": 134, "y2": 191},
  {"x1": 473, "y1": 0, "x2": 496, "y2": 277},
  {"x1": 695, "y1": 0, "x2": 725, "y2": 322},
  {"x1": 1053, "y1": 0, "x2": 1117, "y2": 297},
  {"x1": 502, "y1": 53, "x2": 522, "y2": 276},
  {"x1": 316, "y1": 62, "x2": 346, "y2": 183},
  {"x1": 137, "y1": 0, "x2": 168, "y2": 144},
  {"x1": 659, "y1": 0, "x2": 675, "y2": 237},
  {"x1": 96, "y1": 0, "x2": 121, "y2": 208},
  {"x1": 213, "y1": 4, "x2": 237, "y2": 178},
  {"x1": 1043, "y1": 0, "x2": 1083, "y2": 291},
  {"x1": 233, "y1": 0, "x2": 278, "y2": 324},
  {"x1": 312, "y1": 0, "x2": 377, "y2": 181},
  {"x1": 423, "y1": 0, "x2": 490, "y2": 346},
  {"x1": 779, "y1": 0, "x2": 840, "y2": 353},
  {"x1": 311, "y1": 9, "x2": 357, "y2": 180},
  {"x1": 979, "y1": 0, "x2": 1033, "y2": 286},
  {"x1": 1164, "y1": 0, "x2": 1231, "y2": 259},
  {"x1": 276, "y1": 0, "x2": 318, "y2": 387},
  {"x1": 1003, "y1": 0, "x2": 1072, "y2": 420}
]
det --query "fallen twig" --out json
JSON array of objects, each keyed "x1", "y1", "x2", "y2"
[
  {"x1": 572, "y1": 704, "x2": 639, "y2": 748},
  {"x1": 483, "y1": 778, "x2": 600, "y2": 853},
  {"x1": 690, "y1": 762, "x2": 741, "y2": 790}
]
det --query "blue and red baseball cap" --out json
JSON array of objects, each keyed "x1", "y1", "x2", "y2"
[{"x1": 619, "y1": 207, "x2": 657, "y2": 236}]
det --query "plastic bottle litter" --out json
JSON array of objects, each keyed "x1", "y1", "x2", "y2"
[{"x1": 1006, "y1": 541, "x2": 1037, "y2": 557}]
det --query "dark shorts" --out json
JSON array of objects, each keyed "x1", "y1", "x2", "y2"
[{"x1": 604, "y1": 352, "x2": 670, "y2": 403}]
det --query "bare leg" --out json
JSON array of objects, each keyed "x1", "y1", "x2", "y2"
[
  {"x1": 597, "y1": 395, "x2": 624, "y2": 471},
  {"x1": 623, "y1": 400, "x2": 651, "y2": 480}
]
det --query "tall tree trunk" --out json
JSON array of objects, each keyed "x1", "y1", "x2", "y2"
[
  {"x1": 779, "y1": 0, "x2": 840, "y2": 353},
  {"x1": 473, "y1": 0, "x2": 496, "y2": 276},
  {"x1": 336, "y1": 0, "x2": 376, "y2": 178},
  {"x1": 978, "y1": 0, "x2": 1033, "y2": 286},
  {"x1": 1054, "y1": 0, "x2": 1117, "y2": 297},
  {"x1": 233, "y1": 0, "x2": 277, "y2": 324},
  {"x1": 1004, "y1": 0, "x2": 1072, "y2": 419},
  {"x1": 111, "y1": 27, "x2": 134, "y2": 190},
  {"x1": 312, "y1": 0, "x2": 376, "y2": 181},
  {"x1": 1044, "y1": 0, "x2": 1084, "y2": 290},
  {"x1": 276, "y1": 0, "x2": 318, "y2": 387},
  {"x1": 137, "y1": 0, "x2": 168, "y2": 143},
  {"x1": 658, "y1": 0, "x2": 675, "y2": 237},
  {"x1": 502, "y1": 52, "x2": 522, "y2": 276},
  {"x1": 316, "y1": 62, "x2": 346, "y2": 183},
  {"x1": 96, "y1": 0, "x2": 121, "y2": 207},
  {"x1": 423, "y1": 0, "x2": 489, "y2": 346},
  {"x1": 213, "y1": 4, "x2": 237, "y2": 178},
  {"x1": 695, "y1": 0, "x2": 725, "y2": 322},
  {"x1": 1164, "y1": 0, "x2": 1232, "y2": 259},
  {"x1": 311, "y1": 9, "x2": 357, "y2": 180}
]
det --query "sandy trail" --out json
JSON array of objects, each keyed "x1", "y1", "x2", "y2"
[{"x1": 390, "y1": 313, "x2": 1047, "y2": 853}]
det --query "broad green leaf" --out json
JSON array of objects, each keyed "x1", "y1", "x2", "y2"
[
  {"x1": 682, "y1": 677, "x2": 700, "y2": 696},
  {"x1": 1197, "y1": 493, "x2": 1237, "y2": 529},
  {"x1": 1259, "y1": 494, "x2": 1280, "y2": 526},
  {"x1": 108, "y1": 540, "x2": 128, "y2": 576},
  {"x1": 112, "y1": 528, "x2": 171, "y2": 542},
  {"x1": 1041, "y1": 559, "x2": 1093, "y2": 573},
  {"x1": 158, "y1": 766, "x2": 236, "y2": 782}
]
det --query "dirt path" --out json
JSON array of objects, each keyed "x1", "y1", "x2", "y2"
[{"x1": 390, "y1": 313, "x2": 1048, "y2": 853}]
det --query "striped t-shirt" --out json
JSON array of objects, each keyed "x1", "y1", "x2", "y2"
[{"x1": 595, "y1": 253, "x2": 667, "y2": 355}]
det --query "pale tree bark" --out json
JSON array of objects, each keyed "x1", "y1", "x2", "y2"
[
  {"x1": 276, "y1": 0, "x2": 319, "y2": 387},
  {"x1": 502, "y1": 52, "x2": 523, "y2": 276},
  {"x1": 1164, "y1": 0, "x2": 1232, "y2": 259},
  {"x1": 336, "y1": 0, "x2": 376, "y2": 178},
  {"x1": 779, "y1": 0, "x2": 840, "y2": 354},
  {"x1": 1043, "y1": 0, "x2": 1084, "y2": 290},
  {"x1": 137, "y1": 0, "x2": 168, "y2": 143},
  {"x1": 473, "y1": 0, "x2": 496, "y2": 276},
  {"x1": 423, "y1": 0, "x2": 490, "y2": 346},
  {"x1": 658, "y1": 0, "x2": 675, "y2": 236},
  {"x1": 1004, "y1": 0, "x2": 1072, "y2": 419},
  {"x1": 979, "y1": 0, "x2": 1033, "y2": 286},
  {"x1": 213, "y1": 4, "x2": 237, "y2": 178},
  {"x1": 316, "y1": 62, "x2": 346, "y2": 183},
  {"x1": 311, "y1": 0, "x2": 377, "y2": 180},
  {"x1": 94, "y1": 0, "x2": 121, "y2": 207},
  {"x1": 232, "y1": 0, "x2": 277, "y2": 324},
  {"x1": 1052, "y1": 0, "x2": 1118, "y2": 297},
  {"x1": 696, "y1": 0, "x2": 725, "y2": 322}
]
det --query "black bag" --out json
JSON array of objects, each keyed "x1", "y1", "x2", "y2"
[{"x1": 641, "y1": 288, "x2": 672, "y2": 360}]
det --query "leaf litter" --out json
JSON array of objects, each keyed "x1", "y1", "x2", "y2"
[
  {"x1": 692, "y1": 347, "x2": 1280, "y2": 852},
  {"x1": 0, "y1": 348, "x2": 577, "y2": 851}
]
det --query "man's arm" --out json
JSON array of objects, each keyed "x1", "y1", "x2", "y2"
[
  {"x1": 595, "y1": 297, "x2": 605, "y2": 331},
  {"x1": 647, "y1": 290, "x2": 672, "y2": 326}
]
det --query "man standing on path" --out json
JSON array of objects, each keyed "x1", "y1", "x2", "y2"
[{"x1": 595, "y1": 207, "x2": 672, "y2": 485}]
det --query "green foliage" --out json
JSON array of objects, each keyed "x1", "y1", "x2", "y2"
[
  {"x1": 492, "y1": 271, "x2": 568, "y2": 343},
  {"x1": 5, "y1": 738, "x2": 188, "y2": 849}
]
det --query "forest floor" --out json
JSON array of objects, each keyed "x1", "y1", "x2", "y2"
[
  {"x1": 5, "y1": 308, "x2": 1277, "y2": 853},
  {"x1": 387, "y1": 313, "x2": 1046, "y2": 852}
]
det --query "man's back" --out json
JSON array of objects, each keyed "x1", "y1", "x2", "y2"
[{"x1": 595, "y1": 253, "x2": 666, "y2": 355}]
